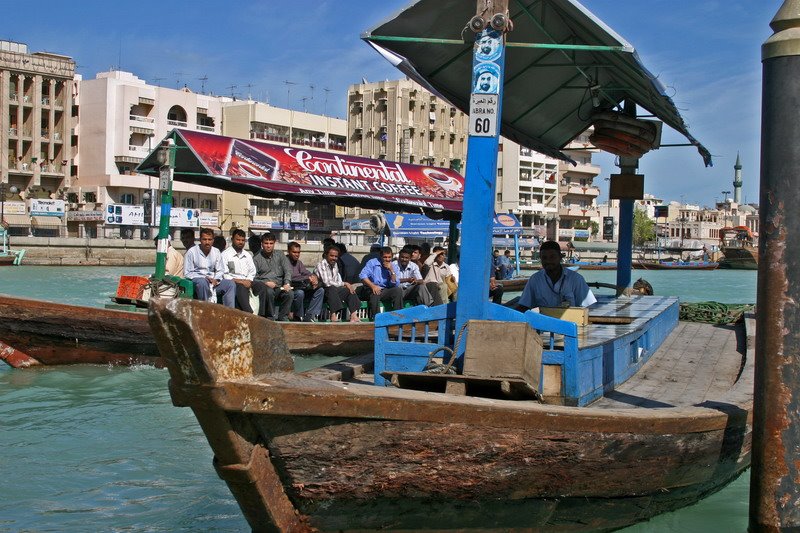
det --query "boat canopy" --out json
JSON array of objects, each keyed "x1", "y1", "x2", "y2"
[
  {"x1": 136, "y1": 129, "x2": 465, "y2": 217},
  {"x1": 363, "y1": 0, "x2": 712, "y2": 166},
  {"x1": 383, "y1": 212, "x2": 523, "y2": 238}
]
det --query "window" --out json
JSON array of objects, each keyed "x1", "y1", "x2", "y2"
[
  {"x1": 181, "y1": 198, "x2": 196, "y2": 208},
  {"x1": 120, "y1": 193, "x2": 135, "y2": 205},
  {"x1": 199, "y1": 198, "x2": 214, "y2": 210}
]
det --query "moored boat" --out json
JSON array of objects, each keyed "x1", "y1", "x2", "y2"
[
  {"x1": 0, "y1": 293, "x2": 374, "y2": 368},
  {"x1": 719, "y1": 226, "x2": 758, "y2": 270},
  {"x1": 634, "y1": 259, "x2": 718, "y2": 270},
  {"x1": 151, "y1": 297, "x2": 753, "y2": 531}
]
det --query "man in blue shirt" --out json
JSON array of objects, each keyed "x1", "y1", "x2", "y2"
[
  {"x1": 516, "y1": 240, "x2": 597, "y2": 311},
  {"x1": 358, "y1": 246, "x2": 403, "y2": 320}
]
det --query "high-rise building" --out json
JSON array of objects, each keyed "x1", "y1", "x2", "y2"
[
  {"x1": 557, "y1": 130, "x2": 602, "y2": 242},
  {"x1": 0, "y1": 40, "x2": 77, "y2": 233}
]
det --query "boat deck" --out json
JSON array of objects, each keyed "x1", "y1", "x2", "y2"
[{"x1": 593, "y1": 320, "x2": 745, "y2": 409}]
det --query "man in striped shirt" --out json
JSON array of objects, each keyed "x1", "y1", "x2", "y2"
[{"x1": 315, "y1": 245, "x2": 361, "y2": 322}]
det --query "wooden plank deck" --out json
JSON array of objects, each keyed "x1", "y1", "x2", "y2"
[{"x1": 592, "y1": 321, "x2": 744, "y2": 409}]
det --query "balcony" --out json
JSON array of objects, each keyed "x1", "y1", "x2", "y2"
[
  {"x1": 41, "y1": 96, "x2": 50, "y2": 106},
  {"x1": 9, "y1": 93, "x2": 17, "y2": 103},
  {"x1": 559, "y1": 205, "x2": 593, "y2": 218},
  {"x1": 565, "y1": 185, "x2": 600, "y2": 197},
  {"x1": 128, "y1": 145, "x2": 149, "y2": 153},
  {"x1": 251, "y1": 131, "x2": 289, "y2": 143},
  {"x1": 41, "y1": 164, "x2": 64, "y2": 174},
  {"x1": 167, "y1": 119, "x2": 188, "y2": 127},
  {"x1": 566, "y1": 162, "x2": 602, "y2": 175},
  {"x1": 129, "y1": 114, "x2": 155, "y2": 125},
  {"x1": 196, "y1": 124, "x2": 214, "y2": 132},
  {"x1": 8, "y1": 127, "x2": 17, "y2": 136},
  {"x1": 328, "y1": 142, "x2": 347, "y2": 152}
]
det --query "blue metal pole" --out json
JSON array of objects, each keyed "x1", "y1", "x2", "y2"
[
  {"x1": 514, "y1": 234, "x2": 520, "y2": 277},
  {"x1": 454, "y1": 24, "x2": 507, "y2": 352},
  {"x1": 616, "y1": 199, "x2": 634, "y2": 288}
]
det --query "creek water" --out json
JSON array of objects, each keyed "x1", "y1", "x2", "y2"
[{"x1": 0, "y1": 266, "x2": 757, "y2": 531}]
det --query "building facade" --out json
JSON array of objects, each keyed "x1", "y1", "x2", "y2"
[
  {"x1": 0, "y1": 40, "x2": 77, "y2": 234},
  {"x1": 557, "y1": 130, "x2": 602, "y2": 242}
]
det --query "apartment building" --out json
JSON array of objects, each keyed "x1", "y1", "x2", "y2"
[
  {"x1": 0, "y1": 40, "x2": 77, "y2": 234},
  {"x1": 75, "y1": 70, "x2": 224, "y2": 237},
  {"x1": 221, "y1": 101, "x2": 347, "y2": 239},
  {"x1": 495, "y1": 138, "x2": 560, "y2": 239},
  {"x1": 557, "y1": 130, "x2": 602, "y2": 242}
]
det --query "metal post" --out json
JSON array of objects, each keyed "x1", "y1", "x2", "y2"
[
  {"x1": 454, "y1": 1, "x2": 509, "y2": 357},
  {"x1": 751, "y1": 2, "x2": 800, "y2": 529},
  {"x1": 446, "y1": 218, "x2": 459, "y2": 265},
  {"x1": 514, "y1": 233, "x2": 520, "y2": 277},
  {"x1": 615, "y1": 102, "x2": 638, "y2": 289},
  {"x1": 153, "y1": 139, "x2": 176, "y2": 281}
]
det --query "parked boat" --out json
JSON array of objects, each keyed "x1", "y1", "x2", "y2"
[
  {"x1": 0, "y1": 294, "x2": 374, "y2": 368},
  {"x1": 567, "y1": 259, "x2": 617, "y2": 270},
  {"x1": 719, "y1": 226, "x2": 758, "y2": 270},
  {"x1": 0, "y1": 228, "x2": 24, "y2": 266},
  {"x1": 634, "y1": 259, "x2": 719, "y2": 270},
  {"x1": 152, "y1": 297, "x2": 753, "y2": 531}
]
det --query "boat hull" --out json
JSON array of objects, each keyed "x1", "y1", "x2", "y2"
[
  {"x1": 633, "y1": 261, "x2": 718, "y2": 270},
  {"x1": 153, "y1": 298, "x2": 754, "y2": 532},
  {"x1": 719, "y1": 247, "x2": 758, "y2": 270},
  {"x1": 0, "y1": 294, "x2": 373, "y2": 367}
]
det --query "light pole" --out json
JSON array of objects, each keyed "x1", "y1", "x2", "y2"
[{"x1": 1, "y1": 183, "x2": 20, "y2": 228}]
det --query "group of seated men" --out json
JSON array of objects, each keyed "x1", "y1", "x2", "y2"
[{"x1": 176, "y1": 229, "x2": 507, "y2": 322}]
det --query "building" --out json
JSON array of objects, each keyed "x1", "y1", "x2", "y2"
[
  {"x1": 495, "y1": 138, "x2": 559, "y2": 239},
  {"x1": 221, "y1": 100, "x2": 347, "y2": 239},
  {"x1": 0, "y1": 40, "x2": 77, "y2": 235},
  {"x1": 557, "y1": 130, "x2": 602, "y2": 242},
  {"x1": 347, "y1": 78, "x2": 468, "y2": 169},
  {"x1": 75, "y1": 70, "x2": 224, "y2": 238}
]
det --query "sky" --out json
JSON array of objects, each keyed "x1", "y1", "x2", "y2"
[{"x1": 2, "y1": 0, "x2": 779, "y2": 207}]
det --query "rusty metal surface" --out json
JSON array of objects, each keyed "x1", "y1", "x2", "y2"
[{"x1": 751, "y1": 41, "x2": 800, "y2": 529}]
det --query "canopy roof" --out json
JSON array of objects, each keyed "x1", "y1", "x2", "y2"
[
  {"x1": 137, "y1": 130, "x2": 465, "y2": 217},
  {"x1": 363, "y1": 0, "x2": 711, "y2": 166}
]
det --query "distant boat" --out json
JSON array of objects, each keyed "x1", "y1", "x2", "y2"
[
  {"x1": 633, "y1": 260, "x2": 718, "y2": 270},
  {"x1": 719, "y1": 226, "x2": 758, "y2": 270}
]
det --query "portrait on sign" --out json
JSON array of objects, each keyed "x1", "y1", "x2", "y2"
[
  {"x1": 475, "y1": 31, "x2": 502, "y2": 62},
  {"x1": 473, "y1": 63, "x2": 501, "y2": 94}
]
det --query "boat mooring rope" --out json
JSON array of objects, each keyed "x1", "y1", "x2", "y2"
[
  {"x1": 424, "y1": 323, "x2": 469, "y2": 374},
  {"x1": 679, "y1": 301, "x2": 754, "y2": 325}
]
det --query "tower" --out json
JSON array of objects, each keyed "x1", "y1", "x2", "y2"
[{"x1": 733, "y1": 152, "x2": 743, "y2": 204}]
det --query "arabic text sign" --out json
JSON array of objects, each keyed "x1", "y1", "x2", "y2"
[{"x1": 469, "y1": 94, "x2": 500, "y2": 137}]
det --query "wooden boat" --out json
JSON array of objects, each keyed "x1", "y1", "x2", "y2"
[
  {"x1": 634, "y1": 259, "x2": 718, "y2": 270},
  {"x1": 568, "y1": 260, "x2": 617, "y2": 270},
  {"x1": 0, "y1": 293, "x2": 374, "y2": 367},
  {"x1": 151, "y1": 297, "x2": 753, "y2": 531},
  {"x1": 719, "y1": 226, "x2": 758, "y2": 270}
]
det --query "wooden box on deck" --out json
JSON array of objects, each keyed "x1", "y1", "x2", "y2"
[
  {"x1": 463, "y1": 320, "x2": 542, "y2": 391},
  {"x1": 539, "y1": 306, "x2": 589, "y2": 327}
]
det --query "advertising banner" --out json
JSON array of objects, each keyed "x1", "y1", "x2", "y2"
[
  {"x1": 168, "y1": 130, "x2": 465, "y2": 212},
  {"x1": 382, "y1": 213, "x2": 523, "y2": 238},
  {"x1": 2, "y1": 202, "x2": 26, "y2": 215},
  {"x1": 199, "y1": 214, "x2": 219, "y2": 227},
  {"x1": 574, "y1": 229, "x2": 590, "y2": 239},
  {"x1": 30, "y1": 199, "x2": 66, "y2": 217},
  {"x1": 106, "y1": 204, "x2": 145, "y2": 225},
  {"x1": 66, "y1": 210, "x2": 104, "y2": 222}
]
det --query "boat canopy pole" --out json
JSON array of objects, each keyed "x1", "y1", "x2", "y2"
[
  {"x1": 446, "y1": 219, "x2": 459, "y2": 265},
  {"x1": 751, "y1": 1, "x2": 800, "y2": 529},
  {"x1": 453, "y1": 1, "x2": 511, "y2": 356},
  {"x1": 514, "y1": 234, "x2": 521, "y2": 277},
  {"x1": 614, "y1": 100, "x2": 638, "y2": 289},
  {"x1": 153, "y1": 138, "x2": 176, "y2": 281}
]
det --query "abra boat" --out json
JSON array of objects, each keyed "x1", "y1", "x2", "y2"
[
  {"x1": 634, "y1": 259, "x2": 718, "y2": 270},
  {"x1": 152, "y1": 297, "x2": 753, "y2": 532},
  {"x1": 719, "y1": 226, "x2": 758, "y2": 270},
  {"x1": 0, "y1": 293, "x2": 374, "y2": 367}
]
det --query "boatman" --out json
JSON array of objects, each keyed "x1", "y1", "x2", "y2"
[{"x1": 515, "y1": 240, "x2": 597, "y2": 311}]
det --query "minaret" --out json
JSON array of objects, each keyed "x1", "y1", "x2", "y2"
[{"x1": 733, "y1": 152, "x2": 743, "y2": 204}]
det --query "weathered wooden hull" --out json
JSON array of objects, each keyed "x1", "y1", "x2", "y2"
[
  {"x1": 719, "y1": 246, "x2": 758, "y2": 270},
  {"x1": 151, "y1": 298, "x2": 753, "y2": 532},
  {"x1": 0, "y1": 294, "x2": 374, "y2": 368}
]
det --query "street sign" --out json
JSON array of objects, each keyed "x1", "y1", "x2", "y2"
[{"x1": 468, "y1": 93, "x2": 499, "y2": 137}]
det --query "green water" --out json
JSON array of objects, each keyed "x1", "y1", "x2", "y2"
[{"x1": 0, "y1": 266, "x2": 757, "y2": 531}]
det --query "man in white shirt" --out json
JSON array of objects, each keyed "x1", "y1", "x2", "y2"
[
  {"x1": 184, "y1": 227, "x2": 236, "y2": 307},
  {"x1": 516, "y1": 240, "x2": 597, "y2": 311},
  {"x1": 393, "y1": 247, "x2": 433, "y2": 306},
  {"x1": 222, "y1": 228, "x2": 268, "y2": 314}
]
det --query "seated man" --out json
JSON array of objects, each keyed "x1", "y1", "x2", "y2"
[
  {"x1": 153, "y1": 235, "x2": 184, "y2": 277},
  {"x1": 179, "y1": 228, "x2": 195, "y2": 253},
  {"x1": 315, "y1": 245, "x2": 361, "y2": 322},
  {"x1": 515, "y1": 240, "x2": 597, "y2": 311},
  {"x1": 498, "y1": 250, "x2": 513, "y2": 279},
  {"x1": 335, "y1": 242, "x2": 363, "y2": 285},
  {"x1": 358, "y1": 246, "x2": 404, "y2": 320},
  {"x1": 222, "y1": 228, "x2": 268, "y2": 314},
  {"x1": 423, "y1": 246, "x2": 452, "y2": 305},
  {"x1": 286, "y1": 241, "x2": 324, "y2": 322},
  {"x1": 252, "y1": 232, "x2": 293, "y2": 321},
  {"x1": 394, "y1": 247, "x2": 435, "y2": 306},
  {"x1": 183, "y1": 227, "x2": 236, "y2": 307}
]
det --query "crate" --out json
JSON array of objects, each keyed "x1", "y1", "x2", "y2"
[
  {"x1": 538, "y1": 306, "x2": 589, "y2": 327},
  {"x1": 463, "y1": 320, "x2": 542, "y2": 391}
]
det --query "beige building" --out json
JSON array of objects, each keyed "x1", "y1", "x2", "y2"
[
  {"x1": 221, "y1": 100, "x2": 347, "y2": 239},
  {"x1": 75, "y1": 70, "x2": 224, "y2": 237},
  {"x1": 347, "y1": 79, "x2": 468, "y2": 170},
  {"x1": 557, "y1": 130, "x2": 602, "y2": 242},
  {"x1": 495, "y1": 139, "x2": 560, "y2": 239},
  {"x1": 0, "y1": 40, "x2": 77, "y2": 234}
]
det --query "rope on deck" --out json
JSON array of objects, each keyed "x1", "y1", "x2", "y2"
[{"x1": 679, "y1": 301, "x2": 755, "y2": 325}]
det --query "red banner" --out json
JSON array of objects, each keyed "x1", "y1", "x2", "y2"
[{"x1": 178, "y1": 130, "x2": 465, "y2": 212}]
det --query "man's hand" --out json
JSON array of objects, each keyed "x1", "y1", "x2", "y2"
[
  {"x1": 489, "y1": 278, "x2": 497, "y2": 290},
  {"x1": 372, "y1": 284, "x2": 382, "y2": 296},
  {"x1": 413, "y1": 278, "x2": 424, "y2": 285},
  {"x1": 344, "y1": 282, "x2": 355, "y2": 294},
  {"x1": 234, "y1": 279, "x2": 252, "y2": 288},
  {"x1": 281, "y1": 284, "x2": 292, "y2": 292},
  {"x1": 265, "y1": 281, "x2": 277, "y2": 289},
  {"x1": 309, "y1": 274, "x2": 319, "y2": 288}
]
